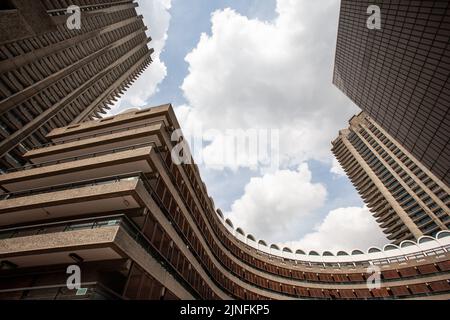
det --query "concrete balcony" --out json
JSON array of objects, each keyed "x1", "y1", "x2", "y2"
[
  {"x1": 24, "y1": 123, "x2": 168, "y2": 164},
  {"x1": 0, "y1": 145, "x2": 156, "y2": 192},
  {"x1": 0, "y1": 214, "x2": 194, "y2": 299},
  {"x1": 46, "y1": 104, "x2": 177, "y2": 144},
  {"x1": 0, "y1": 217, "x2": 124, "y2": 269},
  {"x1": 0, "y1": 175, "x2": 146, "y2": 227}
]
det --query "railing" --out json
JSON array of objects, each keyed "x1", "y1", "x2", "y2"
[
  {"x1": 0, "y1": 214, "x2": 126, "y2": 240},
  {"x1": 5, "y1": 142, "x2": 154, "y2": 173},
  {"x1": 248, "y1": 239, "x2": 450, "y2": 268},
  {"x1": 31, "y1": 119, "x2": 166, "y2": 150},
  {"x1": 0, "y1": 172, "x2": 141, "y2": 200},
  {"x1": 46, "y1": 0, "x2": 135, "y2": 16},
  {"x1": 0, "y1": 211, "x2": 202, "y2": 299},
  {"x1": 0, "y1": 282, "x2": 121, "y2": 300}
]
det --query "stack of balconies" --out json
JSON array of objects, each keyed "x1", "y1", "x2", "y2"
[
  {"x1": 0, "y1": 105, "x2": 449, "y2": 300},
  {"x1": 0, "y1": 0, "x2": 153, "y2": 171}
]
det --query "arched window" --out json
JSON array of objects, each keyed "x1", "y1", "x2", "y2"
[
  {"x1": 270, "y1": 244, "x2": 280, "y2": 250},
  {"x1": 418, "y1": 236, "x2": 435, "y2": 244},
  {"x1": 383, "y1": 244, "x2": 398, "y2": 251},
  {"x1": 400, "y1": 240, "x2": 416, "y2": 248},
  {"x1": 368, "y1": 247, "x2": 381, "y2": 253},
  {"x1": 437, "y1": 230, "x2": 450, "y2": 239},
  {"x1": 258, "y1": 240, "x2": 267, "y2": 246}
]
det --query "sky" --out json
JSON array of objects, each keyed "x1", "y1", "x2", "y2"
[{"x1": 110, "y1": 0, "x2": 389, "y2": 253}]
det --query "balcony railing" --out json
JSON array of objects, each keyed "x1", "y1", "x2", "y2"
[
  {"x1": 46, "y1": 0, "x2": 136, "y2": 16},
  {"x1": 0, "y1": 172, "x2": 141, "y2": 200},
  {"x1": 0, "y1": 202, "x2": 202, "y2": 299},
  {"x1": 5, "y1": 142, "x2": 155, "y2": 173},
  {"x1": 0, "y1": 214, "x2": 127, "y2": 240},
  {"x1": 32, "y1": 119, "x2": 167, "y2": 150},
  {"x1": 0, "y1": 282, "x2": 121, "y2": 300}
]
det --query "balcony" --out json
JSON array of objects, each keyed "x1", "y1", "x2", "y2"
[
  {"x1": 0, "y1": 215, "x2": 127, "y2": 269},
  {"x1": 24, "y1": 122, "x2": 167, "y2": 164},
  {"x1": 0, "y1": 213, "x2": 195, "y2": 300},
  {"x1": 0, "y1": 282, "x2": 122, "y2": 300},
  {"x1": 0, "y1": 173, "x2": 145, "y2": 227},
  {"x1": 46, "y1": 104, "x2": 176, "y2": 143},
  {"x1": 0, "y1": 144, "x2": 156, "y2": 192}
]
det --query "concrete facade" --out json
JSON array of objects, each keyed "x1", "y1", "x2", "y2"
[
  {"x1": 0, "y1": 105, "x2": 449, "y2": 300},
  {"x1": 0, "y1": 0, "x2": 153, "y2": 171},
  {"x1": 332, "y1": 112, "x2": 449, "y2": 244},
  {"x1": 0, "y1": 0, "x2": 449, "y2": 301},
  {"x1": 333, "y1": 0, "x2": 450, "y2": 186}
]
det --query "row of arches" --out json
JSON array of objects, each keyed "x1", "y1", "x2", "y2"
[{"x1": 219, "y1": 211, "x2": 450, "y2": 259}]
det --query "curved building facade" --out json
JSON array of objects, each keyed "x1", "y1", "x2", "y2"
[
  {"x1": 0, "y1": 105, "x2": 449, "y2": 300},
  {"x1": 0, "y1": 0, "x2": 449, "y2": 301}
]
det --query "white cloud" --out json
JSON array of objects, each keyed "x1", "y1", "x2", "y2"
[
  {"x1": 103, "y1": 2, "x2": 387, "y2": 253},
  {"x1": 110, "y1": 0, "x2": 172, "y2": 113},
  {"x1": 181, "y1": 0, "x2": 359, "y2": 171},
  {"x1": 226, "y1": 163, "x2": 327, "y2": 241},
  {"x1": 281, "y1": 206, "x2": 388, "y2": 253},
  {"x1": 330, "y1": 157, "x2": 346, "y2": 177},
  {"x1": 175, "y1": 105, "x2": 281, "y2": 172},
  {"x1": 224, "y1": 164, "x2": 388, "y2": 251},
  {"x1": 177, "y1": 2, "x2": 384, "y2": 251}
]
